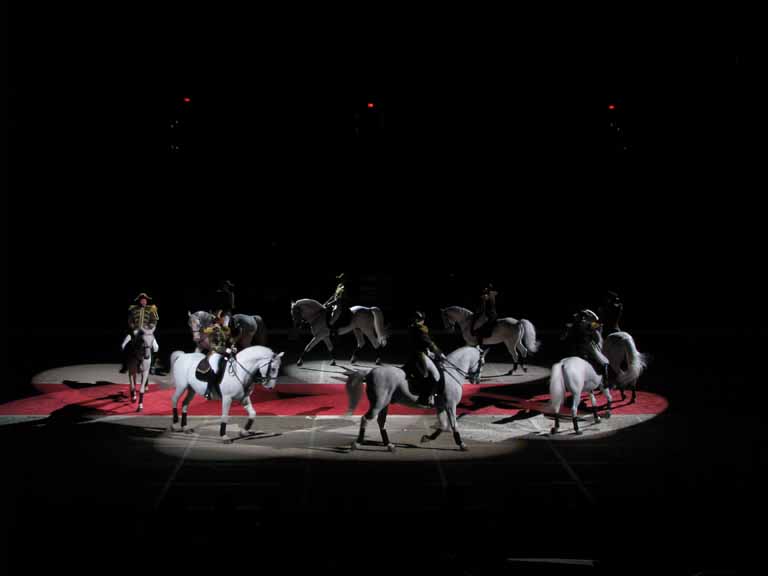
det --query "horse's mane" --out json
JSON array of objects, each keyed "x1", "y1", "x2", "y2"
[
  {"x1": 294, "y1": 298, "x2": 322, "y2": 308},
  {"x1": 447, "y1": 306, "x2": 473, "y2": 317}
]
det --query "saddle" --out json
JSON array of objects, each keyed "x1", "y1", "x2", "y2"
[
  {"x1": 327, "y1": 306, "x2": 352, "y2": 328},
  {"x1": 196, "y1": 357, "x2": 226, "y2": 400}
]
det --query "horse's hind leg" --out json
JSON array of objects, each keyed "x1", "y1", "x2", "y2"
[
  {"x1": 350, "y1": 329, "x2": 365, "y2": 364},
  {"x1": 351, "y1": 410, "x2": 376, "y2": 451},
  {"x1": 362, "y1": 327, "x2": 382, "y2": 365},
  {"x1": 504, "y1": 339, "x2": 520, "y2": 375},
  {"x1": 516, "y1": 342, "x2": 529, "y2": 372},
  {"x1": 377, "y1": 407, "x2": 395, "y2": 452},
  {"x1": 572, "y1": 394, "x2": 582, "y2": 435},
  {"x1": 181, "y1": 388, "x2": 196, "y2": 433},
  {"x1": 589, "y1": 391, "x2": 601, "y2": 424}
]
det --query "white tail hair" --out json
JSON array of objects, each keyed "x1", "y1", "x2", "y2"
[
  {"x1": 549, "y1": 361, "x2": 565, "y2": 415},
  {"x1": 618, "y1": 334, "x2": 649, "y2": 386},
  {"x1": 342, "y1": 367, "x2": 366, "y2": 415},
  {"x1": 520, "y1": 319, "x2": 541, "y2": 353},
  {"x1": 371, "y1": 307, "x2": 387, "y2": 347}
]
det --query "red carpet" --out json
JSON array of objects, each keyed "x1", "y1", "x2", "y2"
[{"x1": 0, "y1": 382, "x2": 667, "y2": 417}]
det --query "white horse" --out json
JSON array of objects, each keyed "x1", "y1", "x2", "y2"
[
  {"x1": 344, "y1": 346, "x2": 488, "y2": 452},
  {"x1": 603, "y1": 331, "x2": 648, "y2": 404},
  {"x1": 124, "y1": 327, "x2": 156, "y2": 411},
  {"x1": 290, "y1": 298, "x2": 387, "y2": 366},
  {"x1": 442, "y1": 306, "x2": 540, "y2": 373},
  {"x1": 169, "y1": 345, "x2": 284, "y2": 443},
  {"x1": 548, "y1": 356, "x2": 614, "y2": 435},
  {"x1": 188, "y1": 310, "x2": 267, "y2": 352}
]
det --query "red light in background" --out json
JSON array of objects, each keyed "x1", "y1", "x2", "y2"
[
  {"x1": 608, "y1": 104, "x2": 616, "y2": 110},
  {"x1": 183, "y1": 97, "x2": 191, "y2": 103},
  {"x1": 367, "y1": 102, "x2": 375, "y2": 109}
]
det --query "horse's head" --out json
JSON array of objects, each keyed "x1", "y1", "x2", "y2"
[
  {"x1": 260, "y1": 351, "x2": 285, "y2": 390},
  {"x1": 290, "y1": 301, "x2": 304, "y2": 328},
  {"x1": 132, "y1": 328, "x2": 155, "y2": 361},
  {"x1": 441, "y1": 308, "x2": 456, "y2": 331},
  {"x1": 469, "y1": 346, "x2": 490, "y2": 384},
  {"x1": 188, "y1": 310, "x2": 213, "y2": 342}
]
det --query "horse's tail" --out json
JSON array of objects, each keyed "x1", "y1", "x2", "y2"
[
  {"x1": 371, "y1": 307, "x2": 387, "y2": 347},
  {"x1": 170, "y1": 351, "x2": 185, "y2": 387},
  {"x1": 342, "y1": 367, "x2": 366, "y2": 415},
  {"x1": 549, "y1": 362, "x2": 565, "y2": 415},
  {"x1": 618, "y1": 334, "x2": 649, "y2": 387},
  {"x1": 252, "y1": 315, "x2": 267, "y2": 345},
  {"x1": 520, "y1": 319, "x2": 541, "y2": 353}
]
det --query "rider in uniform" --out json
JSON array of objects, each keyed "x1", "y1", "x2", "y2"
[
  {"x1": 471, "y1": 283, "x2": 499, "y2": 347},
  {"x1": 324, "y1": 273, "x2": 348, "y2": 338},
  {"x1": 597, "y1": 290, "x2": 623, "y2": 337},
  {"x1": 560, "y1": 309, "x2": 611, "y2": 384},
  {"x1": 404, "y1": 311, "x2": 446, "y2": 407},
  {"x1": 197, "y1": 312, "x2": 236, "y2": 400},
  {"x1": 120, "y1": 292, "x2": 159, "y2": 373}
]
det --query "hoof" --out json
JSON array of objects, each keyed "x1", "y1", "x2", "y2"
[
  {"x1": 297, "y1": 358, "x2": 303, "y2": 366},
  {"x1": 421, "y1": 435, "x2": 431, "y2": 443},
  {"x1": 221, "y1": 436, "x2": 234, "y2": 444},
  {"x1": 131, "y1": 395, "x2": 137, "y2": 403},
  {"x1": 459, "y1": 444, "x2": 468, "y2": 452},
  {"x1": 387, "y1": 443, "x2": 396, "y2": 453},
  {"x1": 239, "y1": 430, "x2": 257, "y2": 438},
  {"x1": 522, "y1": 366, "x2": 528, "y2": 373},
  {"x1": 330, "y1": 359, "x2": 337, "y2": 366},
  {"x1": 136, "y1": 406, "x2": 142, "y2": 413},
  {"x1": 550, "y1": 427, "x2": 559, "y2": 435},
  {"x1": 594, "y1": 416, "x2": 601, "y2": 423},
  {"x1": 183, "y1": 428, "x2": 195, "y2": 434},
  {"x1": 507, "y1": 369, "x2": 515, "y2": 376},
  {"x1": 375, "y1": 358, "x2": 382, "y2": 365},
  {"x1": 574, "y1": 430, "x2": 583, "y2": 436},
  {"x1": 630, "y1": 398, "x2": 636, "y2": 405},
  {"x1": 350, "y1": 358, "x2": 357, "y2": 365},
  {"x1": 350, "y1": 442, "x2": 359, "y2": 451},
  {"x1": 604, "y1": 411, "x2": 612, "y2": 419},
  {"x1": 169, "y1": 424, "x2": 180, "y2": 432}
]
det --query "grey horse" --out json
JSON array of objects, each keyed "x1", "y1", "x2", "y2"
[
  {"x1": 344, "y1": 346, "x2": 488, "y2": 452},
  {"x1": 187, "y1": 310, "x2": 267, "y2": 352},
  {"x1": 290, "y1": 298, "x2": 387, "y2": 366}
]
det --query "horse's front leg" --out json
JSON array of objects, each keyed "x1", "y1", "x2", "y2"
[
  {"x1": 240, "y1": 397, "x2": 258, "y2": 438},
  {"x1": 137, "y1": 370, "x2": 149, "y2": 412},
  {"x1": 298, "y1": 335, "x2": 321, "y2": 366},
  {"x1": 447, "y1": 406, "x2": 467, "y2": 451},
  {"x1": 220, "y1": 396, "x2": 234, "y2": 443}
]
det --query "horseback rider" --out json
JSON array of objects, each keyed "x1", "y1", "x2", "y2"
[
  {"x1": 120, "y1": 292, "x2": 159, "y2": 373},
  {"x1": 471, "y1": 283, "x2": 499, "y2": 346},
  {"x1": 561, "y1": 309, "x2": 611, "y2": 385},
  {"x1": 214, "y1": 279, "x2": 242, "y2": 341},
  {"x1": 404, "y1": 311, "x2": 446, "y2": 407},
  {"x1": 324, "y1": 273, "x2": 348, "y2": 338},
  {"x1": 597, "y1": 290, "x2": 623, "y2": 337},
  {"x1": 197, "y1": 311, "x2": 236, "y2": 400}
]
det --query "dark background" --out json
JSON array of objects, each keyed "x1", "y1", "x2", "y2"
[{"x1": 5, "y1": 5, "x2": 763, "y2": 575}]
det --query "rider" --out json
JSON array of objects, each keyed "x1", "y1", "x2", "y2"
[
  {"x1": 324, "y1": 273, "x2": 348, "y2": 338},
  {"x1": 197, "y1": 311, "x2": 236, "y2": 400},
  {"x1": 597, "y1": 290, "x2": 623, "y2": 337},
  {"x1": 561, "y1": 309, "x2": 611, "y2": 385},
  {"x1": 120, "y1": 292, "x2": 159, "y2": 373},
  {"x1": 405, "y1": 311, "x2": 446, "y2": 407},
  {"x1": 215, "y1": 279, "x2": 241, "y2": 340},
  {"x1": 471, "y1": 283, "x2": 499, "y2": 346}
]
